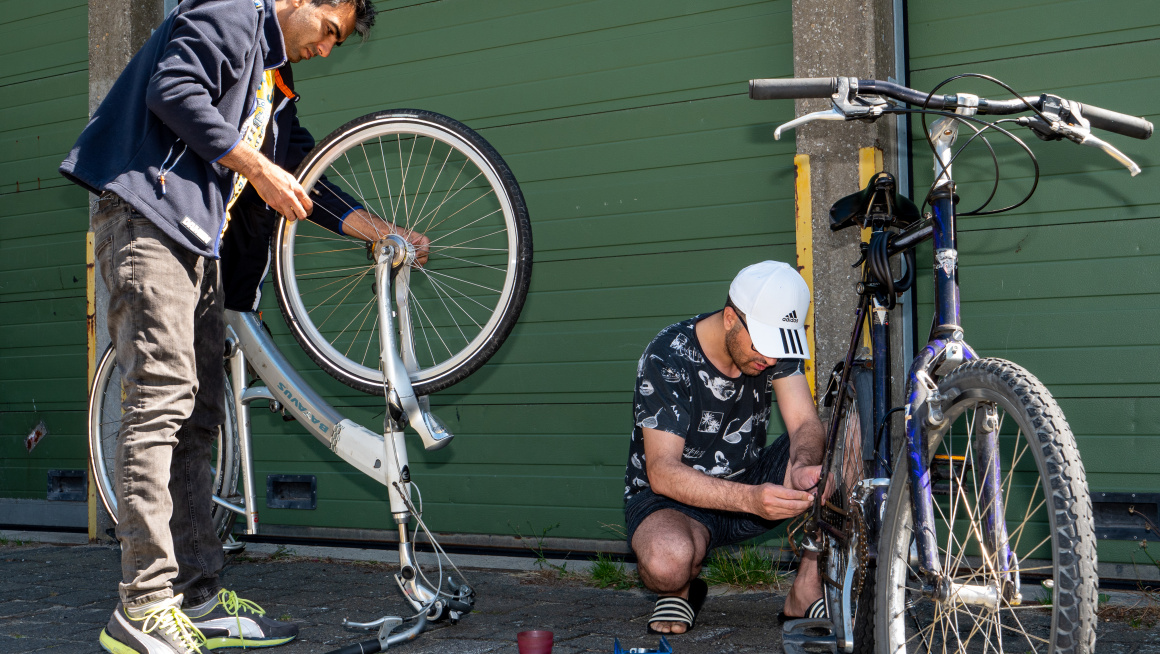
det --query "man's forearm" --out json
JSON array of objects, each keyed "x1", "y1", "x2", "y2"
[
  {"x1": 649, "y1": 460, "x2": 758, "y2": 514},
  {"x1": 217, "y1": 141, "x2": 265, "y2": 179},
  {"x1": 788, "y1": 417, "x2": 825, "y2": 469},
  {"x1": 217, "y1": 142, "x2": 311, "y2": 221}
]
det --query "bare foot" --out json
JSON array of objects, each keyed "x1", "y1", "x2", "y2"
[
  {"x1": 649, "y1": 620, "x2": 688, "y2": 634},
  {"x1": 781, "y1": 593, "x2": 823, "y2": 618}
]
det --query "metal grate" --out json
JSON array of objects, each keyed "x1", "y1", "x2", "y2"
[{"x1": 266, "y1": 475, "x2": 317, "y2": 510}]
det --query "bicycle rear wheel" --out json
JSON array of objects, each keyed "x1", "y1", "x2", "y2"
[
  {"x1": 818, "y1": 363, "x2": 876, "y2": 654},
  {"x1": 273, "y1": 110, "x2": 533, "y2": 396},
  {"x1": 88, "y1": 345, "x2": 239, "y2": 542},
  {"x1": 876, "y1": 358, "x2": 1097, "y2": 654}
]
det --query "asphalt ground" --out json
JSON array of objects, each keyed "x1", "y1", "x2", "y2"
[{"x1": 1, "y1": 531, "x2": 1158, "y2": 653}]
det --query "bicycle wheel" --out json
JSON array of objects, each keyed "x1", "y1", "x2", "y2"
[
  {"x1": 273, "y1": 109, "x2": 533, "y2": 396},
  {"x1": 876, "y1": 358, "x2": 1097, "y2": 654},
  {"x1": 818, "y1": 363, "x2": 876, "y2": 654},
  {"x1": 88, "y1": 345, "x2": 240, "y2": 542}
]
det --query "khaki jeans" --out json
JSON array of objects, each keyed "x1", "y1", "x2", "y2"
[{"x1": 93, "y1": 194, "x2": 225, "y2": 609}]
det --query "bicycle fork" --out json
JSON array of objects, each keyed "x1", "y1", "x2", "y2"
[
  {"x1": 904, "y1": 339, "x2": 1019, "y2": 608},
  {"x1": 220, "y1": 240, "x2": 474, "y2": 624},
  {"x1": 370, "y1": 235, "x2": 474, "y2": 622}
]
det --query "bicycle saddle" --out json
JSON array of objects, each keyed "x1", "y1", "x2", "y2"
[{"x1": 829, "y1": 171, "x2": 921, "y2": 232}]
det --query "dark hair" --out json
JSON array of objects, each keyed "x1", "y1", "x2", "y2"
[{"x1": 311, "y1": 0, "x2": 377, "y2": 41}]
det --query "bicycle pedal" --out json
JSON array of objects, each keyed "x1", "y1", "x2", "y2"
[{"x1": 782, "y1": 618, "x2": 837, "y2": 654}]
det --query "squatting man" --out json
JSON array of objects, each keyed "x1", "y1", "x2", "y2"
[{"x1": 624, "y1": 261, "x2": 828, "y2": 634}]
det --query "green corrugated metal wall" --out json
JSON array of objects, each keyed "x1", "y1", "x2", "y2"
[
  {"x1": 250, "y1": 0, "x2": 799, "y2": 539},
  {"x1": 0, "y1": 0, "x2": 91, "y2": 499},
  {"x1": 6, "y1": 0, "x2": 1151, "y2": 560},
  {"x1": 906, "y1": 0, "x2": 1159, "y2": 565}
]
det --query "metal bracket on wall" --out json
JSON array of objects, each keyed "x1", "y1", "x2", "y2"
[{"x1": 1092, "y1": 492, "x2": 1160, "y2": 541}]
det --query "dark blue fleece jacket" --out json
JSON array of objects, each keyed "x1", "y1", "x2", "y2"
[{"x1": 59, "y1": 0, "x2": 356, "y2": 263}]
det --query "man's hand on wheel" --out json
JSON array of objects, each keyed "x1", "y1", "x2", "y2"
[
  {"x1": 219, "y1": 142, "x2": 313, "y2": 221},
  {"x1": 787, "y1": 464, "x2": 823, "y2": 495},
  {"x1": 342, "y1": 209, "x2": 430, "y2": 266}
]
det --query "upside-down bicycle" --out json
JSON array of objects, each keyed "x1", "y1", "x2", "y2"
[
  {"x1": 749, "y1": 74, "x2": 1152, "y2": 654},
  {"x1": 88, "y1": 109, "x2": 533, "y2": 652}
]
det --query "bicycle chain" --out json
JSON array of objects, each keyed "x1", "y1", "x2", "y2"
[{"x1": 853, "y1": 494, "x2": 869, "y2": 599}]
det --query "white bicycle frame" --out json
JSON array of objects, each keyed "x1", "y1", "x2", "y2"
[{"x1": 217, "y1": 235, "x2": 468, "y2": 644}]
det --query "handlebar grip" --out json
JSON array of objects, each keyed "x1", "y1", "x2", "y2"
[
  {"x1": 1078, "y1": 103, "x2": 1153, "y2": 140},
  {"x1": 749, "y1": 77, "x2": 837, "y2": 100}
]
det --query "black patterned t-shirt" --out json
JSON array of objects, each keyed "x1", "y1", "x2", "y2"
[{"x1": 623, "y1": 313, "x2": 804, "y2": 501}]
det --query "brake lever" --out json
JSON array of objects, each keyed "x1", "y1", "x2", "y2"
[
  {"x1": 1018, "y1": 97, "x2": 1142, "y2": 176},
  {"x1": 774, "y1": 108, "x2": 846, "y2": 140},
  {"x1": 774, "y1": 76, "x2": 888, "y2": 140},
  {"x1": 1068, "y1": 130, "x2": 1142, "y2": 177}
]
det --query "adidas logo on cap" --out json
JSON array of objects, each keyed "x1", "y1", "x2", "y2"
[{"x1": 782, "y1": 310, "x2": 799, "y2": 324}]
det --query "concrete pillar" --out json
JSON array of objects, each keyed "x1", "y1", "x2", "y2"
[
  {"x1": 791, "y1": 0, "x2": 905, "y2": 400},
  {"x1": 87, "y1": 0, "x2": 167, "y2": 542}
]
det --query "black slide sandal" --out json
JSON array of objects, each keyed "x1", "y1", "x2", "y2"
[
  {"x1": 776, "y1": 598, "x2": 827, "y2": 623},
  {"x1": 647, "y1": 578, "x2": 708, "y2": 634}
]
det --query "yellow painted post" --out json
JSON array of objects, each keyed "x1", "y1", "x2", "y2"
[
  {"x1": 857, "y1": 147, "x2": 884, "y2": 351},
  {"x1": 794, "y1": 155, "x2": 816, "y2": 398},
  {"x1": 858, "y1": 147, "x2": 884, "y2": 241},
  {"x1": 86, "y1": 231, "x2": 97, "y2": 542}
]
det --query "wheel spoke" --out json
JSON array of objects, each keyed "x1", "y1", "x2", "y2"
[
  {"x1": 358, "y1": 142, "x2": 392, "y2": 231},
  {"x1": 407, "y1": 143, "x2": 455, "y2": 244}
]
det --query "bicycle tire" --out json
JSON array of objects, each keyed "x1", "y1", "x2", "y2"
[
  {"x1": 875, "y1": 358, "x2": 1097, "y2": 654},
  {"x1": 818, "y1": 363, "x2": 876, "y2": 654},
  {"x1": 88, "y1": 345, "x2": 240, "y2": 542},
  {"x1": 273, "y1": 109, "x2": 533, "y2": 396}
]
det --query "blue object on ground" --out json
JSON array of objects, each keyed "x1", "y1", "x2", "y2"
[{"x1": 613, "y1": 635, "x2": 672, "y2": 654}]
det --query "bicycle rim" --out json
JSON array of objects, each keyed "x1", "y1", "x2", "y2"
[
  {"x1": 274, "y1": 110, "x2": 532, "y2": 396},
  {"x1": 88, "y1": 346, "x2": 239, "y2": 540},
  {"x1": 877, "y1": 359, "x2": 1096, "y2": 654}
]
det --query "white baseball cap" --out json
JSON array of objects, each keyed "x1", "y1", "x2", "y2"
[{"x1": 728, "y1": 261, "x2": 811, "y2": 360}]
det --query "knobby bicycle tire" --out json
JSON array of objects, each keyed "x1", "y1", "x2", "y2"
[
  {"x1": 875, "y1": 358, "x2": 1097, "y2": 654},
  {"x1": 88, "y1": 345, "x2": 240, "y2": 543},
  {"x1": 273, "y1": 110, "x2": 533, "y2": 396}
]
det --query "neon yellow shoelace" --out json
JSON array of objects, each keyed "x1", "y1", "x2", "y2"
[
  {"x1": 217, "y1": 588, "x2": 266, "y2": 617},
  {"x1": 217, "y1": 588, "x2": 267, "y2": 646},
  {"x1": 141, "y1": 604, "x2": 206, "y2": 653}
]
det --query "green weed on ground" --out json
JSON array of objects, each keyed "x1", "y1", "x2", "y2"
[
  {"x1": 588, "y1": 552, "x2": 639, "y2": 590},
  {"x1": 510, "y1": 521, "x2": 569, "y2": 577},
  {"x1": 702, "y1": 544, "x2": 787, "y2": 590}
]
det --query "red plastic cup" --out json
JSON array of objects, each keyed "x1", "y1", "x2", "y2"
[{"x1": 517, "y1": 630, "x2": 554, "y2": 654}]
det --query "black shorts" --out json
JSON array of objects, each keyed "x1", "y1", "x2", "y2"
[{"x1": 624, "y1": 433, "x2": 792, "y2": 552}]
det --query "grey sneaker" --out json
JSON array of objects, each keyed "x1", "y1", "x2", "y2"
[
  {"x1": 100, "y1": 595, "x2": 209, "y2": 654},
  {"x1": 185, "y1": 589, "x2": 298, "y2": 649}
]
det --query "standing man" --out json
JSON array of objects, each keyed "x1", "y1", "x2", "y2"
[
  {"x1": 624, "y1": 261, "x2": 827, "y2": 634},
  {"x1": 61, "y1": 1, "x2": 424, "y2": 652}
]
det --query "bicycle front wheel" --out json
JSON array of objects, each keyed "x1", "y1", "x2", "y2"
[
  {"x1": 88, "y1": 345, "x2": 240, "y2": 542},
  {"x1": 876, "y1": 358, "x2": 1097, "y2": 654},
  {"x1": 273, "y1": 110, "x2": 533, "y2": 396}
]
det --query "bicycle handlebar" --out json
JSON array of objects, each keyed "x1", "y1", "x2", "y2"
[
  {"x1": 748, "y1": 77, "x2": 837, "y2": 99},
  {"x1": 749, "y1": 77, "x2": 1154, "y2": 140},
  {"x1": 1075, "y1": 102, "x2": 1153, "y2": 140}
]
